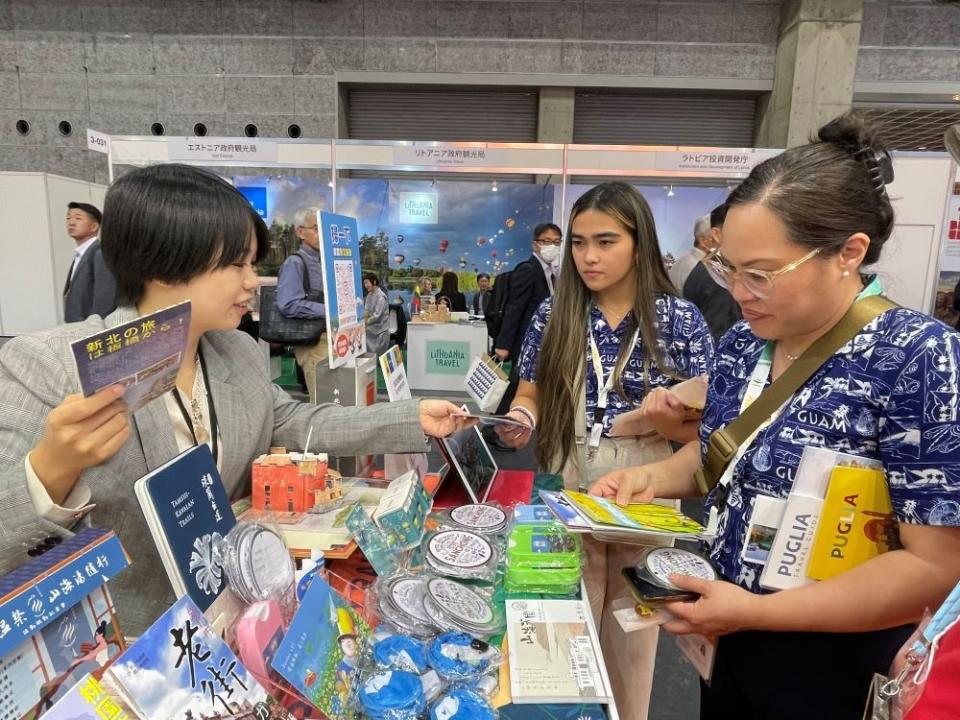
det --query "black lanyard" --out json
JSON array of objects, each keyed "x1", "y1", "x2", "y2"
[{"x1": 171, "y1": 349, "x2": 219, "y2": 464}]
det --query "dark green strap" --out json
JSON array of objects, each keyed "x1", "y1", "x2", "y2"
[{"x1": 694, "y1": 294, "x2": 897, "y2": 495}]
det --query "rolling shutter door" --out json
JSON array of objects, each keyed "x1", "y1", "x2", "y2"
[
  {"x1": 573, "y1": 91, "x2": 757, "y2": 147},
  {"x1": 346, "y1": 87, "x2": 538, "y2": 142}
]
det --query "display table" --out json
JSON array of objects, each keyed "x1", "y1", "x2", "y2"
[{"x1": 406, "y1": 320, "x2": 490, "y2": 392}]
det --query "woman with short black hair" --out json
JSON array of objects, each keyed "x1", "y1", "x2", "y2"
[{"x1": 0, "y1": 163, "x2": 468, "y2": 635}]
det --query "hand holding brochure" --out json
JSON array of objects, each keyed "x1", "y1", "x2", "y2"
[
  {"x1": 71, "y1": 301, "x2": 191, "y2": 413},
  {"x1": 451, "y1": 411, "x2": 530, "y2": 429},
  {"x1": 609, "y1": 375, "x2": 707, "y2": 438},
  {"x1": 543, "y1": 490, "x2": 708, "y2": 539}
]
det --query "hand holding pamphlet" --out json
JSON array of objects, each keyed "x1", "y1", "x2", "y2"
[
  {"x1": 539, "y1": 489, "x2": 710, "y2": 542},
  {"x1": 71, "y1": 301, "x2": 191, "y2": 413},
  {"x1": 451, "y1": 411, "x2": 530, "y2": 429},
  {"x1": 609, "y1": 375, "x2": 707, "y2": 438}
]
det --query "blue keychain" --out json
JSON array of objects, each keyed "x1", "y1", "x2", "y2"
[
  {"x1": 430, "y1": 688, "x2": 497, "y2": 720},
  {"x1": 359, "y1": 670, "x2": 427, "y2": 720},
  {"x1": 427, "y1": 632, "x2": 499, "y2": 680},
  {"x1": 373, "y1": 634, "x2": 430, "y2": 674}
]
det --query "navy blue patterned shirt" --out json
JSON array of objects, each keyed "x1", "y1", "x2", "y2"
[
  {"x1": 701, "y1": 308, "x2": 960, "y2": 592},
  {"x1": 518, "y1": 295, "x2": 714, "y2": 435}
]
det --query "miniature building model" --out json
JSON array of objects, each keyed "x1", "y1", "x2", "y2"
[{"x1": 251, "y1": 447, "x2": 336, "y2": 513}]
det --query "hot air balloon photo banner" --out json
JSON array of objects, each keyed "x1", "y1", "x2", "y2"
[{"x1": 319, "y1": 211, "x2": 367, "y2": 369}]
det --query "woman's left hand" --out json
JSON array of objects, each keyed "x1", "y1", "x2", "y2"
[
  {"x1": 639, "y1": 388, "x2": 696, "y2": 442},
  {"x1": 418, "y1": 399, "x2": 476, "y2": 438},
  {"x1": 661, "y1": 573, "x2": 761, "y2": 637}
]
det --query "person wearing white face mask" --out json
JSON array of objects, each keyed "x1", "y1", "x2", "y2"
[{"x1": 491, "y1": 223, "x2": 562, "y2": 420}]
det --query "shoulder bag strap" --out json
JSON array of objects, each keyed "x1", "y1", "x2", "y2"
[
  {"x1": 694, "y1": 294, "x2": 897, "y2": 495},
  {"x1": 295, "y1": 251, "x2": 311, "y2": 294}
]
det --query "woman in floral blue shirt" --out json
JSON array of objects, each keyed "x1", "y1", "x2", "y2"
[
  {"x1": 498, "y1": 182, "x2": 713, "y2": 720},
  {"x1": 593, "y1": 114, "x2": 960, "y2": 719}
]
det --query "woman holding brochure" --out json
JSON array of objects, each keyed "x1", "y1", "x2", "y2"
[
  {"x1": 497, "y1": 181, "x2": 714, "y2": 720},
  {"x1": 0, "y1": 163, "x2": 469, "y2": 636},
  {"x1": 593, "y1": 113, "x2": 960, "y2": 719}
]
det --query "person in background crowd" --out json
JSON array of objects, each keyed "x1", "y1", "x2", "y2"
[
  {"x1": 435, "y1": 271, "x2": 468, "y2": 312},
  {"x1": 0, "y1": 164, "x2": 471, "y2": 636},
  {"x1": 276, "y1": 209, "x2": 326, "y2": 403},
  {"x1": 668, "y1": 213, "x2": 713, "y2": 292},
  {"x1": 63, "y1": 202, "x2": 117, "y2": 323},
  {"x1": 472, "y1": 273, "x2": 491, "y2": 316},
  {"x1": 682, "y1": 204, "x2": 743, "y2": 340},
  {"x1": 492, "y1": 222, "x2": 562, "y2": 421},
  {"x1": 497, "y1": 183, "x2": 713, "y2": 720},
  {"x1": 412, "y1": 275, "x2": 434, "y2": 316},
  {"x1": 419, "y1": 275, "x2": 434, "y2": 300},
  {"x1": 593, "y1": 113, "x2": 960, "y2": 720},
  {"x1": 363, "y1": 273, "x2": 390, "y2": 356}
]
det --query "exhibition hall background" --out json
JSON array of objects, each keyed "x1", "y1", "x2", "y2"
[
  {"x1": 234, "y1": 175, "x2": 726, "y2": 306},
  {"x1": 1, "y1": 0, "x2": 959, "y2": 184}
]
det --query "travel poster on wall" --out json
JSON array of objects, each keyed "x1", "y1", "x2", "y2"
[{"x1": 319, "y1": 211, "x2": 366, "y2": 369}]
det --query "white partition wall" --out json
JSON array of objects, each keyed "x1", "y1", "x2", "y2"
[
  {"x1": 0, "y1": 172, "x2": 107, "y2": 334},
  {"x1": 875, "y1": 154, "x2": 956, "y2": 313}
]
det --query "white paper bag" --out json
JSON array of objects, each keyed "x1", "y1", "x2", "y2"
[{"x1": 464, "y1": 354, "x2": 509, "y2": 412}]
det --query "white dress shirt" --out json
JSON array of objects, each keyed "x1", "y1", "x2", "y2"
[{"x1": 69, "y1": 235, "x2": 99, "y2": 283}]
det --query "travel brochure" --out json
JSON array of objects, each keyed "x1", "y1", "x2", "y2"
[
  {"x1": 71, "y1": 302, "x2": 191, "y2": 413},
  {"x1": 134, "y1": 444, "x2": 236, "y2": 613},
  {"x1": 539, "y1": 489, "x2": 709, "y2": 539},
  {"x1": 103, "y1": 595, "x2": 290, "y2": 720}
]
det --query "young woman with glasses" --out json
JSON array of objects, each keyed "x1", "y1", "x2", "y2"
[{"x1": 593, "y1": 113, "x2": 960, "y2": 719}]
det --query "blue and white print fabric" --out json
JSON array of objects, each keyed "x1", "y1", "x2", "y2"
[
  {"x1": 701, "y1": 307, "x2": 960, "y2": 592},
  {"x1": 518, "y1": 295, "x2": 714, "y2": 435}
]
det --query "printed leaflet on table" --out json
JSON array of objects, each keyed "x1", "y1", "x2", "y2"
[
  {"x1": 271, "y1": 576, "x2": 371, "y2": 718},
  {"x1": 104, "y1": 595, "x2": 290, "y2": 720},
  {"x1": 505, "y1": 599, "x2": 612, "y2": 704}
]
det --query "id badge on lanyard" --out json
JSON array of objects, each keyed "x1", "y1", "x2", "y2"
[
  {"x1": 588, "y1": 328, "x2": 639, "y2": 451},
  {"x1": 707, "y1": 275, "x2": 886, "y2": 527}
]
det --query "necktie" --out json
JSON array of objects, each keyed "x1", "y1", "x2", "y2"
[{"x1": 64, "y1": 255, "x2": 78, "y2": 295}]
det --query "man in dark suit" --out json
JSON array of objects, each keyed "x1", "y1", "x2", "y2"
[
  {"x1": 492, "y1": 222, "x2": 561, "y2": 420},
  {"x1": 63, "y1": 202, "x2": 117, "y2": 322},
  {"x1": 471, "y1": 273, "x2": 492, "y2": 316},
  {"x1": 682, "y1": 203, "x2": 742, "y2": 340}
]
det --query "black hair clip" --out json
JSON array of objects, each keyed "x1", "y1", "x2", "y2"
[{"x1": 853, "y1": 146, "x2": 894, "y2": 193}]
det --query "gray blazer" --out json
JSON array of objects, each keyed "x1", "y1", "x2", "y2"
[
  {"x1": 63, "y1": 240, "x2": 118, "y2": 323},
  {"x1": 0, "y1": 307, "x2": 425, "y2": 634}
]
